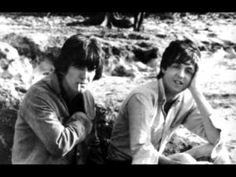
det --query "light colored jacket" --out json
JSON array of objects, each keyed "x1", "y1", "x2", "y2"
[
  {"x1": 108, "y1": 78, "x2": 220, "y2": 164},
  {"x1": 12, "y1": 73, "x2": 95, "y2": 164}
]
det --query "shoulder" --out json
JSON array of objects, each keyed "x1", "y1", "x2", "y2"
[
  {"x1": 126, "y1": 80, "x2": 159, "y2": 107},
  {"x1": 22, "y1": 77, "x2": 56, "y2": 108},
  {"x1": 181, "y1": 89, "x2": 194, "y2": 101},
  {"x1": 136, "y1": 80, "x2": 158, "y2": 98},
  {"x1": 132, "y1": 80, "x2": 158, "y2": 95},
  {"x1": 25, "y1": 79, "x2": 50, "y2": 98}
]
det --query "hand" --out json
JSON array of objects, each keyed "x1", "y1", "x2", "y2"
[
  {"x1": 189, "y1": 68, "x2": 198, "y2": 91},
  {"x1": 159, "y1": 154, "x2": 184, "y2": 164},
  {"x1": 188, "y1": 66, "x2": 202, "y2": 94},
  {"x1": 71, "y1": 112, "x2": 93, "y2": 135},
  {"x1": 168, "y1": 153, "x2": 197, "y2": 164}
]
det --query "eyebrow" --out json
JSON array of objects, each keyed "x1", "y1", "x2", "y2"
[
  {"x1": 184, "y1": 63, "x2": 194, "y2": 68},
  {"x1": 184, "y1": 64, "x2": 195, "y2": 71}
]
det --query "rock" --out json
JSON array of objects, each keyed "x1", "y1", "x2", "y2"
[
  {"x1": 164, "y1": 126, "x2": 207, "y2": 156},
  {"x1": 0, "y1": 109, "x2": 17, "y2": 164},
  {"x1": 95, "y1": 104, "x2": 114, "y2": 142},
  {"x1": 0, "y1": 41, "x2": 20, "y2": 61},
  {"x1": 133, "y1": 47, "x2": 158, "y2": 64},
  {"x1": 0, "y1": 40, "x2": 34, "y2": 86},
  {"x1": 0, "y1": 41, "x2": 20, "y2": 77},
  {"x1": 0, "y1": 84, "x2": 20, "y2": 110},
  {"x1": 1, "y1": 33, "x2": 43, "y2": 65},
  {"x1": 111, "y1": 64, "x2": 135, "y2": 77}
]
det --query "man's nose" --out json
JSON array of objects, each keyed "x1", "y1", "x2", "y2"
[
  {"x1": 177, "y1": 68, "x2": 185, "y2": 78},
  {"x1": 80, "y1": 68, "x2": 88, "y2": 80}
]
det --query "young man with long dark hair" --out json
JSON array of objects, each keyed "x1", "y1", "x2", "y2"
[{"x1": 12, "y1": 34, "x2": 103, "y2": 164}]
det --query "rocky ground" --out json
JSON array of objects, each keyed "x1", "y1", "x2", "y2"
[{"x1": 0, "y1": 12, "x2": 236, "y2": 164}]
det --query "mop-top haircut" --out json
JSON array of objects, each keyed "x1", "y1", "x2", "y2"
[
  {"x1": 158, "y1": 39, "x2": 201, "y2": 79},
  {"x1": 55, "y1": 34, "x2": 103, "y2": 80}
]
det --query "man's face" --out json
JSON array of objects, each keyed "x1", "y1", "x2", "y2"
[
  {"x1": 63, "y1": 66, "x2": 95, "y2": 95},
  {"x1": 162, "y1": 61, "x2": 195, "y2": 95}
]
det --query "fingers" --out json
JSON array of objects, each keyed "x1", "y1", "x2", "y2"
[
  {"x1": 168, "y1": 153, "x2": 197, "y2": 164},
  {"x1": 71, "y1": 112, "x2": 93, "y2": 135}
]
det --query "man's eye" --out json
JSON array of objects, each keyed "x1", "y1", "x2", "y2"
[
  {"x1": 186, "y1": 69, "x2": 194, "y2": 75},
  {"x1": 43, "y1": 72, "x2": 50, "y2": 76}
]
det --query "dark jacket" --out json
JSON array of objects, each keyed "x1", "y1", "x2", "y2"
[{"x1": 12, "y1": 73, "x2": 95, "y2": 164}]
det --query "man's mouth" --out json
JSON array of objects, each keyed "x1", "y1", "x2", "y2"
[
  {"x1": 173, "y1": 80, "x2": 184, "y2": 86},
  {"x1": 77, "y1": 83, "x2": 86, "y2": 91},
  {"x1": 78, "y1": 82, "x2": 85, "y2": 86}
]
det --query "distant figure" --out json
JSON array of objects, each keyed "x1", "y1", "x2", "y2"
[
  {"x1": 67, "y1": 12, "x2": 145, "y2": 32},
  {"x1": 107, "y1": 39, "x2": 223, "y2": 164},
  {"x1": 133, "y1": 12, "x2": 145, "y2": 31},
  {"x1": 12, "y1": 34, "x2": 103, "y2": 164},
  {"x1": 102, "y1": 12, "x2": 145, "y2": 31}
]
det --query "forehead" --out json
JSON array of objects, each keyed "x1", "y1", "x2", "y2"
[
  {"x1": 174, "y1": 60, "x2": 195, "y2": 69},
  {"x1": 65, "y1": 66, "x2": 83, "y2": 77},
  {"x1": 68, "y1": 65, "x2": 84, "y2": 71},
  {"x1": 67, "y1": 65, "x2": 95, "y2": 73}
]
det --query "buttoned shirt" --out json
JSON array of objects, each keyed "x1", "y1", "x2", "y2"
[
  {"x1": 12, "y1": 73, "x2": 95, "y2": 164},
  {"x1": 108, "y1": 78, "x2": 220, "y2": 164}
]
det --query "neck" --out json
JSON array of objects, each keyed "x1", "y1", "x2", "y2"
[
  {"x1": 162, "y1": 81, "x2": 181, "y2": 104},
  {"x1": 165, "y1": 91, "x2": 179, "y2": 103},
  {"x1": 163, "y1": 89, "x2": 180, "y2": 115},
  {"x1": 161, "y1": 78, "x2": 179, "y2": 103}
]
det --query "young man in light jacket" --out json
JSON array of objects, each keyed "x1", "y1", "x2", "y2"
[{"x1": 107, "y1": 39, "x2": 221, "y2": 164}]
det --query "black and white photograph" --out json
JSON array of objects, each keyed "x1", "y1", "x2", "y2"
[{"x1": 0, "y1": 12, "x2": 235, "y2": 165}]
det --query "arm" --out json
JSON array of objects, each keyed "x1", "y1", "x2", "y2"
[
  {"x1": 188, "y1": 69, "x2": 220, "y2": 145},
  {"x1": 23, "y1": 92, "x2": 92, "y2": 157}
]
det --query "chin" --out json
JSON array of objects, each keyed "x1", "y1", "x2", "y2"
[{"x1": 172, "y1": 87, "x2": 184, "y2": 94}]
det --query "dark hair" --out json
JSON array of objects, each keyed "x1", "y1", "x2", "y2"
[
  {"x1": 157, "y1": 39, "x2": 201, "y2": 79},
  {"x1": 55, "y1": 34, "x2": 103, "y2": 80}
]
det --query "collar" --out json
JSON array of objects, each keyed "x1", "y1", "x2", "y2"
[
  {"x1": 48, "y1": 72, "x2": 63, "y2": 97},
  {"x1": 157, "y1": 78, "x2": 166, "y2": 105},
  {"x1": 46, "y1": 72, "x2": 94, "y2": 119},
  {"x1": 157, "y1": 78, "x2": 181, "y2": 106},
  {"x1": 40, "y1": 72, "x2": 66, "y2": 102}
]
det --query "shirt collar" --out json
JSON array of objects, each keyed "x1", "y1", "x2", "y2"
[
  {"x1": 157, "y1": 78, "x2": 182, "y2": 106},
  {"x1": 46, "y1": 72, "x2": 63, "y2": 97},
  {"x1": 157, "y1": 78, "x2": 166, "y2": 105}
]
